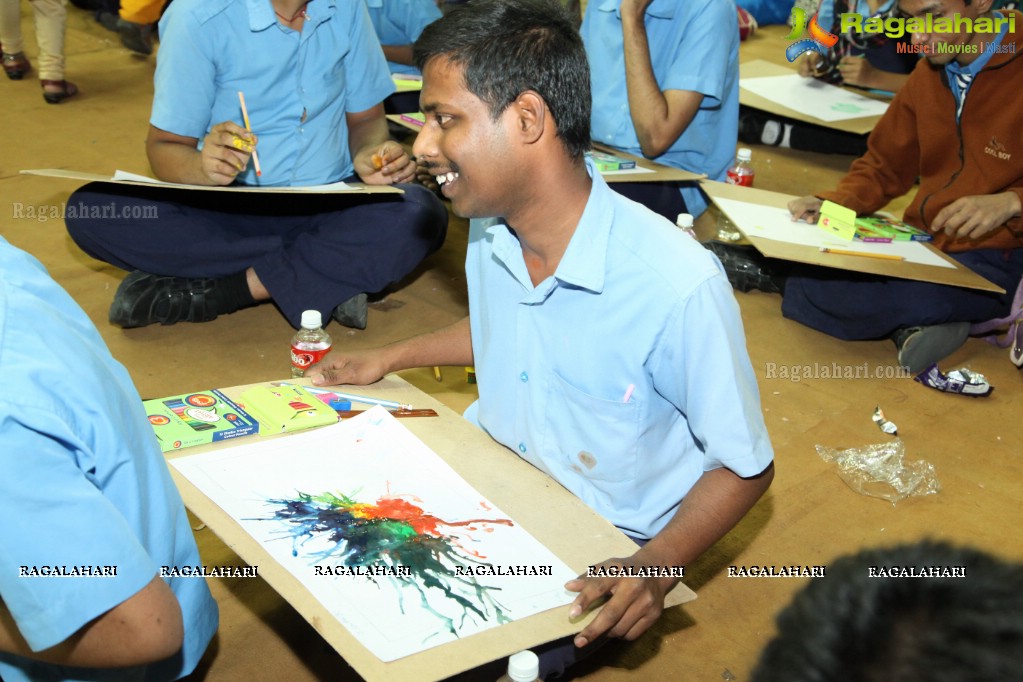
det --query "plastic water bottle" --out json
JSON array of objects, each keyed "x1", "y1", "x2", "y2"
[
  {"x1": 496, "y1": 650, "x2": 541, "y2": 682},
  {"x1": 676, "y1": 213, "x2": 696, "y2": 239},
  {"x1": 726, "y1": 148, "x2": 755, "y2": 187},
  {"x1": 290, "y1": 310, "x2": 332, "y2": 378}
]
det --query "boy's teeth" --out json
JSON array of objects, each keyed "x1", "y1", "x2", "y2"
[{"x1": 437, "y1": 172, "x2": 458, "y2": 185}]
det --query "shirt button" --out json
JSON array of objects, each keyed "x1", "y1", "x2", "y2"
[
  {"x1": 519, "y1": 371, "x2": 528, "y2": 382},
  {"x1": 518, "y1": 443, "x2": 527, "y2": 453}
]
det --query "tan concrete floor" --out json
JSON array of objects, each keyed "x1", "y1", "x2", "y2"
[{"x1": 1, "y1": 12, "x2": 1021, "y2": 682}]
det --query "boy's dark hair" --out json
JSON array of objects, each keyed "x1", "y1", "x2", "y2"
[
  {"x1": 752, "y1": 541, "x2": 1023, "y2": 682},
  {"x1": 413, "y1": 0, "x2": 591, "y2": 161}
]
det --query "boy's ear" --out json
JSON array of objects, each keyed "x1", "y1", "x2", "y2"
[{"x1": 513, "y1": 90, "x2": 547, "y2": 145}]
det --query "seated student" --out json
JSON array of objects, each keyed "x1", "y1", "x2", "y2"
[
  {"x1": 580, "y1": 0, "x2": 740, "y2": 221},
  {"x1": 740, "y1": 0, "x2": 918, "y2": 156},
  {"x1": 365, "y1": 0, "x2": 443, "y2": 113},
  {"x1": 0, "y1": 237, "x2": 218, "y2": 681},
  {"x1": 715, "y1": 0, "x2": 1023, "y2": 374},
  {"x1": 751, "y1": 540, "x2": 1023, "y2": 681},
  {"x1": 65, "y1": 0, "x2": 448, "y2": 331},
  {"x1": 308, "y1": 0, "x2": 774, "y2": 676}
]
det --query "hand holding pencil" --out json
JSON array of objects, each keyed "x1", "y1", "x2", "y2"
[{"x1": 198, "y1": 121, "x2": 258, "y2": 186}]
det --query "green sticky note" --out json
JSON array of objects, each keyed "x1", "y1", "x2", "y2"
[{"x1": 818, "y1": 200, "x2": 858, "y2": 241}]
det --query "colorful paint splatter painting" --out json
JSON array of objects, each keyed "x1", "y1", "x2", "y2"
[{"x1": 171, "y1": 407, "x2": 575, "y2": 661}]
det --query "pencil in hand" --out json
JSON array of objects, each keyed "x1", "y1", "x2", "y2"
[{"x1": 237, "y1": 91, "x2": 262, "y2": 177}]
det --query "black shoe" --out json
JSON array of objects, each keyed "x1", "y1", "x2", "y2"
[
  {"x1": 332, "y1": 293, "x2": 368, "y2": 330},
  {"x1": 95, "y1": 10, "x2": 119, "y2": 31},
  {"x1": 109, "y1": 271, "x2": 220, "y2": 328},
  {"x1": 117, "y1": 18, "x2": 154, "y2": 55},
  {"x1": 706, "y1": 242, "x2": 783, "y2": 294},
  {"x1": 738, "y1": 111, "x2": 766, "y2": 145},
  {"x1": 891, "y1": 322, "x2": 970, "y2": 374}
]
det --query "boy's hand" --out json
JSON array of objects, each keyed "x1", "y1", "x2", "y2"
[
  {"x1": 789, "y1": 196, "x2": 823, "y2": 223},
  {"x1": 354, "y1": 141, "x2": 416, "y2": 185},
  {"x1": 201, "y1": 121, "x2": 256, "y2": 185},
  {"x1": 306, "y1": 348, "x2": 392, "y2": 387},
  {"x1": 932, "y1": 192, "x2": 1021, "y2": 241}
]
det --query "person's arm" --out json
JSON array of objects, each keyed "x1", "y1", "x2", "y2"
[
  {"x1": 932, "y1": 191, "x2": 1023, "y2": 241},
  {"x1": 620, "y1": 0, "x2": 701, "y2": 159},
  {"x1": 308, "y1": 316, "x2": 472, "y2": 387},
  {"x1": 566, "y1": 463, "x2": 774, "y2": 646},
  {"x1": 837, "y1": 56, "x2": 910, "y2": 93},
  {"x1": 146, "y1": 123, "x2": 255, "y2": 186},
  {"x1": 347, "y1": 104, "x2": 417, "y2": 185},
  {"x1": 0, "y1": 576, "x2": 183, "y2": 668},
  {"x1": 382, "y1": 44, "x2": 415, "y2": 66}
]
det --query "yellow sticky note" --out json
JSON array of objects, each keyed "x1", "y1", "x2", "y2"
[{"x1": 818, "y1": 200, "x2": 858, "y2": 241}]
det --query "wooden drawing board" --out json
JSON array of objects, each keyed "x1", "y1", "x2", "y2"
[
  {"x1": 739, "y1": 59, "x2": 885, "y2": 136},
  {"x1": 702, "y1": 180, "x2": 1003, "y2": 293},
  {"x1": 165, "y1": 376, "x2": 696, "y2": 682}
]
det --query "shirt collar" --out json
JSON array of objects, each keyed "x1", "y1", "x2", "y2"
[
  {"x1": 247, "y1": 0, "x2": 334, "y2": 32},
  {"x1": 945, "y1": 10, "x2": 1010, "y2": 78},
  {"x1": 598, "y1": 0, "x2": 675, "y2": 21},
  {"x1": 486, "y1": 157, "x2": 610, "y2": 298}
]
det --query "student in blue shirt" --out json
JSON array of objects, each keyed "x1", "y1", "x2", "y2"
[
  {"x1": 308, "y1": 1, "x2": 774, "y2": 676},
  {"x1": 64, "y1": 0, "x2": 447, "y2": 331},
  {"x1": 365, "y1": 0, "x2": 442, "y2": 76},
  {"x1": 0, "y1": 237, "x2": 218, "y2": 682},
  {"x1": 580, "y1": 0, "x2": 740, "y2": 220}
]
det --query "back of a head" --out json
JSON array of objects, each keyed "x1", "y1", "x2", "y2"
[
  {"x1": 413, "y1": 0, "x2": 591, "y2": 161},
  {"x1": 751, "y1": 541, "x2": 1023, "y2": 682}
]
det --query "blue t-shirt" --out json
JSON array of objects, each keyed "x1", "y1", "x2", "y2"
[
  {"x1": 365, "y1": 0, "x2": 442, "y2": 75},
  {"x1": 464, "y1": 162, "x2": 774, "y2": 540},
  {"x1": 0, "y1": 238, "x2": 218, "y2": 682},
  {"x1": 153, "y1": 0, "x2": 395, "y2": 186},
  {"x1": 582, "y1": 0, "x2": 740, "y2": 217}
]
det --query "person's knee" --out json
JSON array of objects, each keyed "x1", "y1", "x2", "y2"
[{"x1": 398, "y1": 183, "x2": 448, "y2": 251}]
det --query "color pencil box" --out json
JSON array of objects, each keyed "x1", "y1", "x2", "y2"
[{"x1": 144, "y1": 389, "x2": 259, "y2": 452}]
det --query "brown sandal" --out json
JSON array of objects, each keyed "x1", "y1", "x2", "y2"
[
  {"x1": 2, "y1": 51, "x2": 31, "y2": 80},
  {"x1": 41, "y1": 79, "x2": 78, "y2": 104}
]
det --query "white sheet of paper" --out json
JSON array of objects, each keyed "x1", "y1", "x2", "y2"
[
  {"x1": 171, "y1": 408, "x2": 576, "y2": 662},
  {"x1": 739, "y1": 74, "x2": 889, "y2": 122},
  {"x1": 713, "y1": 197, "x2": 954, "y2": 269},
  {"x1": 112, "y1": 170, "x2": 353, "y2": 192}
]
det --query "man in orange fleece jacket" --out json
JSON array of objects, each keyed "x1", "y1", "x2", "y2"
[{"x1": 716, "y1": 0, "x2": 1022, "y2": 373}]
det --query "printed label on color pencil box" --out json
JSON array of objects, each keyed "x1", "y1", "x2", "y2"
[
  {"x1": 587, "y1": 565, "x2": 684, "y2": 578},
  {"x1": 160, "y1": 565, "x2": 259, "y2": 578},
  {"x1": 20, "y1": 565, "x2": 118, "y2": 577},
  {"x1": 728, "y1": 565, "x2": 825, "y2": 578}
]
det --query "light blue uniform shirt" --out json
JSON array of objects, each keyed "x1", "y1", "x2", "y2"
[
  {"x1": 582, "y1": 0, "x2": 740, "y2": 217},
  {"x1": 153, "y1": 0, "x2": 395, "y2": 186},
  {"x1": 464, "y1": 162, "x2": 773, "y2": 540},
  {"x1": 365, "y1": 0, "x2": 442, "y2": 75},
  {"x1": 0, "y1": 238, "x2": 218, "y2": 682}
]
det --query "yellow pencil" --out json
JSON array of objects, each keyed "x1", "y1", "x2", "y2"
[
  {"x1": 433, "y1": 366, "x2": 443, "y2": 382},
  {"x1": 819, "y1": 247, "x2": 905, "y2": 261},
  {"x1": 237, "y1": 91, "x2": 262, "y2": 177}
]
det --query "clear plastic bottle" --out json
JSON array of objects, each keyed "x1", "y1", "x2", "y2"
[
  {"x1": 496, "y1": 650, "x2": 541, "y2": 682},
  {"x1": 290, "y1": 310, "x2": 332, "y2": 378},
  {"x1": 725, "y1": 147, "x2": 755, "y2": 187},
  {"x1": 676, "y1": 212, "x2": 696, "y2": 239}
]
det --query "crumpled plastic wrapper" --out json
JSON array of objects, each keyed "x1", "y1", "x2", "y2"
[
  {"x1": 816, "y1": 440, "x2": 940, "y2": 505},
  {"x1": 915, "y1": 364, "x2": 993, "y2": 397}
]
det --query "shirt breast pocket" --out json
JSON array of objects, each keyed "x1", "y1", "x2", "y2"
[{"x1": 543, "y1": 371, "x2": 640, "y2": 484}]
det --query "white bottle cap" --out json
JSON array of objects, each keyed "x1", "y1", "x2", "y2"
[
  {"x1": 737, "y1": 147, "x2": 752, "y2": 162},
  {"x1": 507, "y1": 650, "x2": 540, "y2": 682},
  {"x1": 676, "y1": 213, "x2": 694, "y2": 229},
  {"x1": 300, "y1": 310, "x2": 323, "y2": 329}
]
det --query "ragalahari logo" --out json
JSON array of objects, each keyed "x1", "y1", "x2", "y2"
[{"x1": 785, "y1": 7, "x2": 839, "y2": 61}]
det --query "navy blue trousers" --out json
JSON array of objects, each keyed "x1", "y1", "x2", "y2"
[
  {"x1": 781, "y1": 248, "x2": 1023, "y2": 340},
  {"x1": 607, "y1": 182, "x2": 687, "y2": 223},
  {"x1": 65, "y1": 181, "x2": 447, "y2": 328}
]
